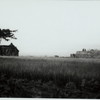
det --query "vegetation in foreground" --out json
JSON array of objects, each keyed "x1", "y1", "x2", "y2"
[{"x1": 0, "y1": 56, "x2": 100, "y2": 98}]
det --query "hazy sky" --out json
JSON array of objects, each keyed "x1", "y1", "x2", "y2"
[{"x1": 0, "y1": 0, "x2": 100, "y2": 56}]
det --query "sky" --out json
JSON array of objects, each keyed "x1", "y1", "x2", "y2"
[{"x1": 0, "y1": 0, "x2": 100, "y2": 56}]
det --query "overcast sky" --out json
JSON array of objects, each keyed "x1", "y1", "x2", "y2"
[{"x1": 0, "y1": 0, "x2": 100, "y2": 56}]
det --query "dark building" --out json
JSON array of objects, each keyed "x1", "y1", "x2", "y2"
[{"x1": 0, "y1": 43, "x2": 19, "y2": 56}]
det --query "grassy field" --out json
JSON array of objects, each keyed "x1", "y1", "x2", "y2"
[{"x1": 0, "y1": 56, "x2": 100, "y2": 98}]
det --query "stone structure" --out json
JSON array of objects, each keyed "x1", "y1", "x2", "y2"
[
  {"x1": 70, "y1": 49, "x2": 100, "y2": 58},
  {"x1": 0, "y1": 43, "x2": 19, "y2": 56}
]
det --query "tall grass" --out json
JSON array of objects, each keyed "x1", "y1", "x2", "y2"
[
  {"x1": 0, "y1": 56, "x2": 100, "y2": 98},
  {"x1": 0, "y1": 57, "x2": 100, "y2": 82}
]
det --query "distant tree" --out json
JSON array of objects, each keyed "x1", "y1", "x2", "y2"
[
  {"x1": 82, "y1": 48, "x2": 86, "y2": 52},
  {"x1": 70, "y1": 54, "x2": 76, "y2": 58},
  {"x1": 0, "y1": 29, "x2": 17, "y2": 43},
  {"x1": 54, "y1": 55, "x2": 59, "y2": 58}
]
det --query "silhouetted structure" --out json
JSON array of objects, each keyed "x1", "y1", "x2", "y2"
[{"x1": 0, "y1": 43, "x2": 19, "y2": 56}]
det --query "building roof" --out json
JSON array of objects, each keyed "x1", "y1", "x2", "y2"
[{"x1": 0, "y1": 43, "x2": 19, "y2": 52}]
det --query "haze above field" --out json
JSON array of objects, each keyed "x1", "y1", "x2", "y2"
[{"x1": 0, "y1": 0, "x2": 100, "y2": 56}]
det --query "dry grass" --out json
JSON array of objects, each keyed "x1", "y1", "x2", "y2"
[{"x1": 0, "y1": 56, "x2": 100, "y2": 98}]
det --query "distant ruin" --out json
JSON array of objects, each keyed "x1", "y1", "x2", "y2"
[
  {"x1": 0, "y1": 43, "x2": 19, "y2": 56},
  {"x1": 70, "y1": 49, "x2": 100, "y2": 58}
]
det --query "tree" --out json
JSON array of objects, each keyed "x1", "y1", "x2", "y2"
[{"x1": 0, "y1": 29, "x2": 17, "y2": 43}]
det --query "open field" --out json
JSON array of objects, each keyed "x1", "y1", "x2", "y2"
[{"x1": 0, "y1": 56, "x2": 100, "y2": 98}]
